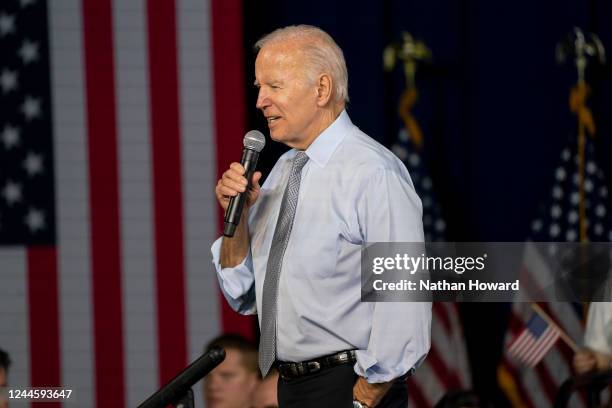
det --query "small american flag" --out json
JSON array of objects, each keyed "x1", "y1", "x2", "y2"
[{"x1": 508, "y1": 313, "x2": 561, "y2": 368}]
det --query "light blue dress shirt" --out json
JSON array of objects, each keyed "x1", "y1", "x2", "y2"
[{"x1": 211, "y1": 111, "x2": 431, "y2": 382}]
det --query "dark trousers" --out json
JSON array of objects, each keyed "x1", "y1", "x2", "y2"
[{"x1": 277, "y1": 364, "x2": 408, "y2": 408}]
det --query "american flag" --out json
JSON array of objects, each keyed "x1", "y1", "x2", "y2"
[
  {"x1": 0, "y1": 0, "x2": 251, "y2": 407},
  {"x1": 499, "y1": 135, "x2": 612, "y2": 407},
  {"x1": 392, "y1": 129, "x2": 472, "y2": 407},
  {"x1": 508, "y1": 313, "x2": 561, "y2": 368}
]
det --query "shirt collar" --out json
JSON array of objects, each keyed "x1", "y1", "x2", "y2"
[{"x1": 299, "y1": 110, "x2": 352, "y2": 168}]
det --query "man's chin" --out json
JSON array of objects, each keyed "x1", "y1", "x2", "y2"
[{"x1": 268, "y1": 132, "x2": 285, "y2": 143}]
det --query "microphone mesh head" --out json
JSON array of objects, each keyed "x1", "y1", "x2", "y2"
[{"x1": 243, "y1": 130, "x2": 266, "y2": 152}]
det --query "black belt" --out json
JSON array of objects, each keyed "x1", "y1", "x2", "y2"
[{"x1": 277, "y1": 350, "x2": 357, "y2": 380}]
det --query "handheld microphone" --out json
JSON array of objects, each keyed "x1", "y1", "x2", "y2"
[
  {"x1": 137, "y1": 347, "x2": 226, "y2": 408},
  {"x1": 224, "y1": 130, "x2": 266, "y2": 237}
]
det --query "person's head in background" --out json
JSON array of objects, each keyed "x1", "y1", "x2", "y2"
[
  {"x1": 203, "y1": 334, "x2": 260, "y2": 408},
  {"x1": 0, "y1": 348, "x2": 10, "y2": 408},
  {"x1": 251, "y1": 369, "x2": 278, "y2": 408}
]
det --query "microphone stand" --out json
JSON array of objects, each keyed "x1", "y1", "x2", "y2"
[
  {"x1": 137, "y1": 347, "x2": 225, "y2": 408},
  {"x1": 175, "y1": 389, "x2": 194, "y2": 408}
]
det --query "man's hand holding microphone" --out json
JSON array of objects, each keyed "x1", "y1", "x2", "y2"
[
  {"x1": 215, "y1": 162, "x2": 262, "y2": 213},
  {"x1": 216, "y1": 130, "x2": 265, "y2": 268}
]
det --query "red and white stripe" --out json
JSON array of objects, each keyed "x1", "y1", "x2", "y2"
[
  {"x1": 0, "y1": 0, "x2": 249, "y2": 406},
  {"x1": 209, "y1": 0, "x2": 258, "y2": 340},
  {"x1": 408, "y1": 302, "x2": 472, "y2": 407}
]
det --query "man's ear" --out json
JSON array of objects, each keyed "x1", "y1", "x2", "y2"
[{"x1": 315, "y1": 73, "x2": 333, "y2": 106}]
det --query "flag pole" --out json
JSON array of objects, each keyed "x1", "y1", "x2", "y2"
[
  {"x1": 556, "y1": 28, "x2": 606, "y2": 315},
  {"x1": 530, "y1": 303, "x2": 580, "y2": 352}
]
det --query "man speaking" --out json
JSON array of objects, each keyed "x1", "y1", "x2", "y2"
[{"x1": 211, "y1": 25, "x2": 431, "y2": 408}]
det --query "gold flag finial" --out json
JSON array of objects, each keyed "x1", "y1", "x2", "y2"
[
  {"x1": 384, "y1": 32, "x2": 432, "y2": 149},
  {"x1": 384, "y1": 32, "x2": 431, "y2": 89}
]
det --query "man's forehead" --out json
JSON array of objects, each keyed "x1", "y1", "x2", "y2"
[
  {"x1": 256, "y1": 42, "x2": 303, "y2": 69},
  {"x1": 255, "y1": 50, "x2": 306, "y2": 87}
]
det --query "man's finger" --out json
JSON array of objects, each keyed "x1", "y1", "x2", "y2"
[
  {"x1": 224, "y1": 169, "x2": 248, "y2": 184},
  {"x1": 217, "y1": 185, "x2": 240, "y2": 197},
  {"x1": 229, "y1": 162, "x2": 245, "y2": 174},
  {"x1": 251, "y1": 171, "x2": 263, "y2": 189},
  {"x1": 218, "y1": 177, "x2": 245, "y2": 194},
  {"x1": 222, "y1": 178, "x2": 247, "y2": 193}
]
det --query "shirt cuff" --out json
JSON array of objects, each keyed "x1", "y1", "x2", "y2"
[
  {"x1": 211, "y1": 237, "x2": 255, "y2": 300},
  {"x1": 353, "y1": 349, "x2": 426, "y2": 383}
]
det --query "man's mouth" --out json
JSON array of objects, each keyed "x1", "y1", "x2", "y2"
[{"x1": 267, "y1": 116, "x2": 281, "y2": 124}]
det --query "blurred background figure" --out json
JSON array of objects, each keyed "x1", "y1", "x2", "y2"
[
  {"x1": 573, "y1": 303, "x2": 612, "y2": 374},
  {"x1": 0, "y1": 348, "x2": 10, "y2": 408},
  {"x1": 251, "y1": 369, "x2": 279, "y2": 408},
  {"x1": 203, "y1": 334, "x2": 260, "y2": 408}
]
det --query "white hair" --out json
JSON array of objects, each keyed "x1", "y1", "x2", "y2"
[{"x1": 255, "y1": 25, "x2": 349, "y2": 104}]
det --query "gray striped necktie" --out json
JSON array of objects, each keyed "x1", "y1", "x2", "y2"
[{"x1": 259, "y1": 151, "x2": 309, "y2": 377}]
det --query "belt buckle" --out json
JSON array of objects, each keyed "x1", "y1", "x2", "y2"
[
  {"x1": 336, "y1": 352, "x2": 349, "y2": 363},
  {"x1": 306, "y1": 361, "x2": 321, "y2": 373},
  {"x1": 291, "y1": 364, "x2": 301, "y2": 377}
]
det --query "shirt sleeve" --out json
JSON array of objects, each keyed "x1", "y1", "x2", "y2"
[
  {"x1": 353, "y1": 166, "x2": 432, "y2": 383},
  {"x1": 585, "y1": 302, "x2": 612, "y2": 355},
  {"x1": 210, "y1": 237, "x2": 257, "y2": 315}
]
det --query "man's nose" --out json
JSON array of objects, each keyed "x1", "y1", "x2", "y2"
[{"x1": 256, "y1": 88, "x2": 269, "y2": 110}]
